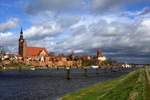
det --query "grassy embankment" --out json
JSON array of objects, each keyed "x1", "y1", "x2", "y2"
[{"x1": 60, "y1": 68, "x2": 150, "y2": 100}]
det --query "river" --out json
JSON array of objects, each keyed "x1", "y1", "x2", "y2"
[{"x1": 0, "y1": 68, "x2": 134, "y2": 100}]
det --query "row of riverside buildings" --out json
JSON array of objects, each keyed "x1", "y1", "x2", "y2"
[{"x1": 17, "y1": 29, "x2": 106, "y2": 67}]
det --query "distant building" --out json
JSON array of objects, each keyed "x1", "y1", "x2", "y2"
[
  {"x1": 97, "y1": 50, "x2": 106, "y2": 61},
  {"x1": 18, "y1": 28, "x2": 49, "y2": 61},
  {"x1": 17, "y1": 28, "x2": 106, "y2": 67},
  {"x1": 96, "y1": 50, "x2": 106, "y2": 65}
]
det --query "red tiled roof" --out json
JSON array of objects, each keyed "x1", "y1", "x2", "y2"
[{"x1": 25, "y1": 47, "x2": 49, "y2": 57}]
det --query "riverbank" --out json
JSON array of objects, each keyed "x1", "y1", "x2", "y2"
[
  {"x1": 0, "y1": 62, "x2": 135, "y2": 72},
  {"x1": 0, "y1": 67, "x2": 134, "y2": 100},
  {"x1": 0, "y1": 62, "x2": 48, "y2": 71},
  {"x1": 60, "y1": 68, "x2": 150, "y2": 100}
]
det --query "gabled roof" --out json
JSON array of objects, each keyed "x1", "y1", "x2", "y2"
[{"x1": 25, "y1": 47, "x2": 49, "y2": 57}]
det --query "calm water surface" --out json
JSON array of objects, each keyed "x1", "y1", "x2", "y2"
[{"x1": 0, "y1": 68, "x2": 134, "y2": 100}]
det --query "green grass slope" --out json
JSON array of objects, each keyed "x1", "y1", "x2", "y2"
[{"x1": 60, "y1": 68, "x2": 150, "y2": 100}]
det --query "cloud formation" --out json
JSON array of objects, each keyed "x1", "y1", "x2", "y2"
[
  {"x1": 1, "y1": 0, "x2": 150, "y2": 63},
  {"x1": 25, "y1": 0, "x2": 150, "y2": 14},
  {"x1": 26, "y1": 0, "x2": 83, "y2": 14},
  {"x1": 0, "y1": 18, "x2": 20, "y2": 32},
  {"x1": 24, "y1": 24, "x2": 61, "y2": 40},
  {"x1": 19, "y1": 10, "x2": 150, "y2": 63},
  {"x1": 0, "y1": 31, "x2": 18, "y2": 53}
]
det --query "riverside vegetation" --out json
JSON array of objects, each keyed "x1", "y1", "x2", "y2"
[{"x1": 60, "y1": 68, "x2": 150, "y2": 100}]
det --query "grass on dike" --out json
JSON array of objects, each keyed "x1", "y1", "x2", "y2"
[{"x1": 60, "y1": 68, "x2": 150, "y2": 100}]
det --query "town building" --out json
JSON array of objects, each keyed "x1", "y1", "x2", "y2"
[
  {"x1": 18, "y1": 28, "x2": 82, "y2": 67},
  {"x1": 0, "y1": 29, "x2": 108, "y2": 68},
  {"x1": 18, "y1": 28, "x2": 49, "y2": 61},
  {"x1": 97, "y1": 50, "x2": 106, "y2": 62}
]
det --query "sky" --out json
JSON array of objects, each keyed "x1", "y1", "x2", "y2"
[{"x1": 0, "y1": 0, "x2": 150, "y2": 64}]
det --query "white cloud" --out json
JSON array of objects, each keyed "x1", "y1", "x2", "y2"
[
  {"x1": 26, "y1": 0, "x2": 83, "y2": 14},
  {"x1": 0, "y1": 18, "x2": 20, "y2": 32},
  {"x1": 50, "y1": 14, "x2": 150, "y2": 57},
  {"x1": 2, "y1": 1, "x2": 150, "y2": 63},
  {"x1": 23, "y1": 11, "x2": 81, "y2": 40},
  {"x1": 20, "y1": 10, "x2": 150, "y2": 58},
  {"x1": 91, "y1": 0, "x2": 150, "y2": 13},
  {"x1": 0, "y1": 32, "x2": 18, "y2": 53},
  {"x1": 141, "y1": 18, "x2": 150, "y2": 28},
  {"x1": 91, "y1": 0, "x2": 123, "y2": 13},
  {"x1": 24, "y1": 23, "x2": 61, "y2": 39}
]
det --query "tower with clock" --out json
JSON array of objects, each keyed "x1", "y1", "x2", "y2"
[{"x1": 18, "y1": 28, "x2": 26, "y2": 57}]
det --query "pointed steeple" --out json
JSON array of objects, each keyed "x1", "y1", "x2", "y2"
[
  {"x1": 18, "y1": 27, "x2": 26, "y2": 57},
  {"x1": 19, "y1": 27, "x2": 24, "y2": 40},
  {"x1": 20, "y1": 27, "x2": 23, "y2": 35}
]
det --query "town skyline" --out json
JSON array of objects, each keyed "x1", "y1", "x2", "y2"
[{"x1": 0, "y1": 0, "x2": 150, "y2": 64}]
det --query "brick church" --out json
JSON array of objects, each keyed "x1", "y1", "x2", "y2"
[
  {"x1": 18, "y1": 28, "x2": 49, "y2": 61},
  {"x1": 18, "y1": 28, "x2": 106, "y2": 67}
]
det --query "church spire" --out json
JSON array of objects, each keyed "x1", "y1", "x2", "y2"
[
  {"x1": 18, "y1": 27, "x2": 26, "y2": 57},
  {"x1": 19, "y1": 27, "x2": 24, "y2": 40},
  {"x1": 20, "y1": 27, "x2": 23, "y2": 35}
]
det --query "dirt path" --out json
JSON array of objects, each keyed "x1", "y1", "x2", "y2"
[
  {"x1": 145, "y1": 66, "x2": 150, "y2": 85},
  {"x1": 144, "y1": 66, "x2": 150, "y2": 100}
]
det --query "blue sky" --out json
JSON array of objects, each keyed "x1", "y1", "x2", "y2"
[{"x1": 0, "y1": 0, "x2": 150, "y2": 64}]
